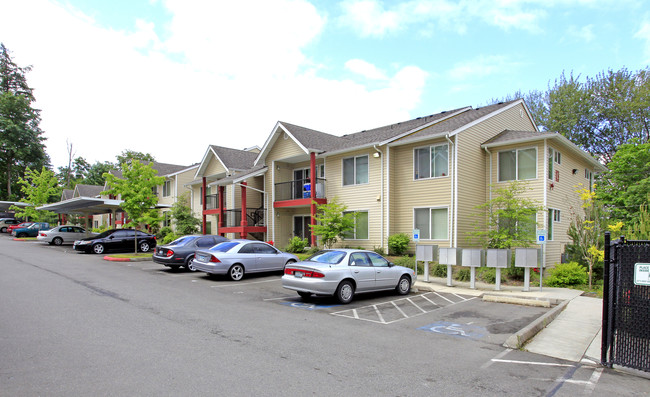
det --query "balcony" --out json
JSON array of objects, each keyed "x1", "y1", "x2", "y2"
[
  {"x1": 218, "y1": 207, "x2": 267, "y2": 238},
  {"x1": 274, "y1": 178, "x2": 326, "y2": 207}
]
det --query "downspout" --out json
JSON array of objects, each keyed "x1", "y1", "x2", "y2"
[
  {"x1": 271, "y1": 160, "x2": 276, "y2": 245},
  {"x1": 543, "y1": 139, "x2": 548, "y2": 267},
  {"x1": 484, "y1": 147, "x2": 492, "y2": 202},
  {"x1": 445, "y1": 135, "x2": 455, "y2": 247},
  {"x1": 374, "y1": 144, "x2": 384, "y2": 251}
]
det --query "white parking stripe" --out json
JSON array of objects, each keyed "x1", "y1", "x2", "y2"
[
  {"x1": 407, "y1": 297, "x2": 427, "y2": 313},
  {"x1": 433, "y1": 292, "x2": 455, "y2": 304},
  {"x1": 391, "y1": 301, "x2": 409, "y2": 319},
  {"x1": 373, "y1": 305, "x2": 386, "y2": 323},
  {"x1": 420, "y1": 294, "x2": 439, "y2": 306},
  {"x1": 481, "y1": 348, "x2": 513, "y2": 369},
  {"x1": 490, "y1": 359, "x2": 574, "y2": 367}
]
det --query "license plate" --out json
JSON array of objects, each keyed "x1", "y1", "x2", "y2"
[{"x1": 294, "y1": 271, "x2": 303, "y2": 278}]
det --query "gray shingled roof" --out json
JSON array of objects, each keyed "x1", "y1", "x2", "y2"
[
  {"x1": 278, "y1": 101, "x2": 519, "y2": 153},
  {"x1": 210, "y1": 145, "x2": 258, "y2": 170},
  {"x1": 152, "y1": 162, "x2": 192, "y2": 176},
  {"x1": 482, "y1": 129, "x2": 556, "y2": 146},
  {"x1": 75, "y1": 184, "x2": 104, "y2": 197},
  {"x1": 61, "y1": 189, "x2": 74, "y2": 200}
]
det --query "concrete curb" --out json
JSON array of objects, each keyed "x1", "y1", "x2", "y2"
[
  {"x1": 103, "y1": 256, "x2": 152, "y2": 262},
  {"x1": 503, "y1": 299, "x2": 570, "y2": 350},
  {"x1": 483, "y1": 294, "x2": 551, "y2": 308}
]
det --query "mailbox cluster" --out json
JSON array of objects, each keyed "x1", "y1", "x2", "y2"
[{"x1": 415, "y1": 246, "x2": 543, "y2": 291}]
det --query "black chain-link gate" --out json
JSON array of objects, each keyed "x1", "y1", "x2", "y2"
[{"x1": 601, "y1": 232, "x2": 650, "y2": 372}]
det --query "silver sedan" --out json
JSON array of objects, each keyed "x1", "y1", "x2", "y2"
[
  {"x1": 37, "y1": 225, "x2": 97, "y2": 246},
  {"x1": 282, "y1": 249, "x2": 416, "y2": 304},
  {"x1": 193, "y1": 239, "x2": 299, "y2": 281}
]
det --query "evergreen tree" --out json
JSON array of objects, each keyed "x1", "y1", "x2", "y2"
[{"x1": 0, "y1": 43, "x2": 49, "y2": 200}]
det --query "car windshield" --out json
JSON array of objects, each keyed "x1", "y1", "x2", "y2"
[
  {"x1": 169, "y1": 236, "x2": 195, "y2": 246},
  {"x1": 307, "y1": 250, "x2": 346, "y2": 264},
  {"x1": 209, "y1": 241, "x2": 239, "y2": 253},
  {"x1": 27, "y1": 224, "x2": 39, "y2": 229}
]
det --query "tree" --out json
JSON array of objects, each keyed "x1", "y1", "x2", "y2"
[
  {"x1": 116, "y1": 150, "x2": 155, "y2": 169},
  {"x1": 103, "y1": 160, "x2": 164, "y2": 252},
  {"x1": 467, "y1": 181, "x2": 543, "y2": 249},
  {"x1": 595, "y1": 141, "x2": 650, "y2": 223},
  {"x1": 626, "y1": 203, "x2": 650, "y2": 240},
  {"x1": 566, "y1": 184, "x2": 608, "y2": 289},
  {"x1": 9, "y1": 166, "x2": 59, "y2": 222},
  {"x1": 0, "y1": 43, "x2": 49, "y2": 200},
  {"x1": 490, "y1": 67, "x2": 650, "y2": 163},
  {"x1": 310, "y1": 198, "x2": 355, "y2": 249},
  {"x1": 171, "y1": 192, "x2": 201, "y2": 235},
  {"x1": 85, "y1": 161, "x2": 115, "y2": 186}
]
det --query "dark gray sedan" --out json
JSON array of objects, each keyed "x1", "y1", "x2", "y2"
[
  {"x1": 193, "y1": 239, "x2": 298, "y2": 281},
  {"x1": 153, "y1": 235, "x2": 228, "y2": 271}
]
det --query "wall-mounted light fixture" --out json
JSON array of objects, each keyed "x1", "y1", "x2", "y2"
[
  {"x1": 373, "y1": 152, "x2": 380, "y2": 158},
  {"x1": 572, "y1": 169, "x2": 578, "y2": 174}
]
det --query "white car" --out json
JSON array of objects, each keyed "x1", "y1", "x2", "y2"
[{"x1": 37, "y1": 225, "x2": 97, "y2": 246}]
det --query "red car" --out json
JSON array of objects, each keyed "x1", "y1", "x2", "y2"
[{"x1": 7, "y1": 222, "x2": 34, "y2": 234}]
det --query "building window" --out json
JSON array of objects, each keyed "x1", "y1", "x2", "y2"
[
  {"x1": 585, "y1": 169, "x2": 593, "y2": 191},
  {"x1": 163, "y1": 211, "x2": 171, "y2": 227},
  {"x1": 343, "y1": 155, "x2": 368, "y2": 186},
  {"x1": 343, "y1": 211, "x2": 369, "y2": 240},
  {"x1": 414, "y1": 144, "x2": 448, "y2": 179},
  {"x1": 548, "y1": 209, "x2": 561, "y2": 241},
  {"x1": 548, "y1": 148, "x2": 561, "y2": 180},
  {"x1": 163, "y1": 180, "x2": 171, "y2": 197},
  {"x1": 498, "y1": 212, "x2": 536, "y2": 241},
  {"x1": 498, "y1": 148, "x2": 537, "y2": 182},
  {"x1": 413, "y1": 207, "x2": 448, "y2": 240}
]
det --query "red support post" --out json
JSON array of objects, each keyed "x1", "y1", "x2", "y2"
[
  {"x1": 219, "y1": 185, "x2": 225, "y2": 228},
  {"x1": 240, "y1": 182, "x2": 247, "y2": 238},
  {"x1": 310, "y1": 152, "x2": 317, "y2": 247}
]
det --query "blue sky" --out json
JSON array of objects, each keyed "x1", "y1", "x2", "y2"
[{"x1": 1, "y1": 0, "x2": 648, "y2": 170}]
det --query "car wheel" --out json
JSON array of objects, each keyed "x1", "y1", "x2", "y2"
[
  {"x1": 17, "y1": 232, "x2": 27, "y2": 238},
  {"x1": 52, "y1": 237, "x2": 63, "y2": 246},
  {"x1": 298, "y1": 291, "x2": 312, "y2": 300},
  {"x1": 396, "y1": 275, "x2": 411, "y2": 295},
  {"x1": 138, "y1": 241, "x2": 151, "y2": 252},
  {"x1": 92, "y1": 243, "x2": 105, "y2": 254},
  {"x1": 0, "y1": 227, "x2": 6, "y2": 233},
  {"x1": 284, "y1": 259, "x2": 296, "y2": 272},
  {"x1": 228, "y1": 264, "x2": 245, "y2": 281},
  {"x1": 185, "y1": 255, "x2": 196, "y2": 272},
  {"x1": 335, "y1": 280, "x2": 355, "y2": 304}
]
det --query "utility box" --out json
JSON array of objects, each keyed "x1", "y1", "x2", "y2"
[
  {"x1": 515, "y1": 248, "x2": 543, "y2": 268},
  {"x1": 486, "y1": 249, "x2": 511, "y2": 269},
  {"x1": 416, "y1": 245, "x2": 438, "y2": 262},
  {"x1": 462, "y1": 249, "x2": 485, "y2": 267},
  {"x1": 439, "y1": 247, "x2": 462, "y2": 266}
]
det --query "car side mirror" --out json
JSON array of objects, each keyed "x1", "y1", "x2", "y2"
[{"x1": 388, "y1": 262, "x2": 394, "y2": 267}]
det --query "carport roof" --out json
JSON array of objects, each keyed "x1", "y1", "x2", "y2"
[
  {"x1": 0, "y1": 201, "x2": 29, "y2": 211},
  {"x1": 37, "y1": 197, "x2": 124, "y2": 215}
]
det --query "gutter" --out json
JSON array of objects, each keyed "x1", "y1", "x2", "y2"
[
  {"x1": 374, "y1": 144, "x2": 384, "y2": 251},
  {"x1": 445, "y1": 134, "x2": 456, "y2": 247}
]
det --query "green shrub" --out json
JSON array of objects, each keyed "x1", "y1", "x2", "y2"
[
  {"x1": 162, "y1": 233, "x2": 179, "y2": 245},
  {"x1": 373, "y1": 246, "x2": 386, "y2": 256},
  {"x1": 505, "y1": 265, "x2": 525, "y2": 281},
  {"x1": 546, "y1": 262, "x2": 588, "y2": 287},
  {"x1": 455, "y1": 268, "x2": 471, "y2": 281},
  {"x1": 432, "y1": 264, "x2": 447, "y2": 277},
  {"x1": 393, "y1": 256, "x2": 415, "y2": 272},
  {"x1": 92, "y1": 225, "x2": 110, "y2": 234},
  {"x1": 157, "y1": 226, "x2": 173, "y2": 241},
  {"x1": 305, "y1": 246, "x2": 321, "y2": 256},
  {"x1": 285, "y1": 236, "x2": 308, "y2": 253},
  {"x1": 388, "y1": 233, "x2": 410, "y2": 255},
  {"x1": 478, "y1": 267, "x2": 504, "y2": 284}
]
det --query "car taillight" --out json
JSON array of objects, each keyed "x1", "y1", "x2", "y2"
[
  {"x1": 284, "y1": 268, "x2": 324, "y2": 278},
  {"x1": 166, "y1": 250, "x2": 174, "y2": 257},
  {"x1": 39, "y1": 233, "x2": 46, "y2": 237},
  {"x1": 210, "y1": 255, "x2": 221, "y2": 263}
]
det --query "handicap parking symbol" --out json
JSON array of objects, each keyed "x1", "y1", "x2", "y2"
[
  {"x1": 418, "y1": 321, "x2": 486, "y2": 340},
  {"x1": 280, "y1": 301, "x2": 339, "y2": 310}
]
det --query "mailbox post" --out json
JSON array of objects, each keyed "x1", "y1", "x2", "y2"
[
  {"x1": 486, "y1": 249, "x2": 511, "y2": 291},
  {"x1": 439, "y1": 248, "x2": 462, "y2": 286},
  {"x1": 461, "y1": 249, "x2": 485, "y2": 289},
  {"x1": 515, "y1": 248, "x2": 543, "y2": 292},
  {"x1": 416, "y1": 245, "x2": 438, "y2": 282}
]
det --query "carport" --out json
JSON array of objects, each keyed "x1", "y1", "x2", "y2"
[{"x1": 37, "y1": 197, "x2": 124, "y2": 230}]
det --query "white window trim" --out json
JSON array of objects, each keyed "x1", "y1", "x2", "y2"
[
  {"x1": 497, "y1": 146, "x2": 538, "y2": 182},
  {"x1": 413, "y1": 143, "x2": 449, "y2": 181},
  {"x1": 413, "y1": 206, "x2": 449, "y2": 241},
  {"x1": 548, "y1": 208, "x2": 560, "y2": 241},
  {"x1": 343, "y1": 210, "x2": 369, "y2": 240},
  {"x1": 163, "y1": 180, "x2": 171, "y2": 197},
  {"x1": 342, "y1": 155, "x2": 369, "y2": 186}
]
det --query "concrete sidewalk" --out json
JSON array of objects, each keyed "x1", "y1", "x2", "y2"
[{"x1": 414, "y1": 277, "x2": 602, "y2": 364}]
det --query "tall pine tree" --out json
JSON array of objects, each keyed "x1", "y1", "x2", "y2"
[{"x1": 0, "y1": 43, "x2": 49, "y2": 200}]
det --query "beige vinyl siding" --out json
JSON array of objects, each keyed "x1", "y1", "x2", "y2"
[
  {"x1": 544, "y1": 143, "x2": 595, "y2": 265},
  {"x1": 326, "y1": 148, "x2": 382, "y2": 250},
  {"x1": 204, "y1": 155, "x2": 227, "y2": 177},
  {"x1": 456, "y1": 103, "x2": 538, "y2": 248},
  {"x1": 390, "y1": 139, "x2": 452, "y2": 252}
]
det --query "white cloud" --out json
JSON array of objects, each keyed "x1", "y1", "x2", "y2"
[
  {"x1": 345, "y1": 59, "x2": 388, "y2": 80},
  {"x1": 567, "y1": 24, "x2": 595, "y2": 42},
  {"x1": 0, "y1": 0, "x2": 429, "y2": 170},
  {"x1": 447, "y1": 55, "x2": 516, "y2": 80},
  {"x1": 339, "y1": 0, "x2": 401, "y2": 37},
  {"x1": 635, "y1": 20, "x2": 650, "y2": 63}
]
